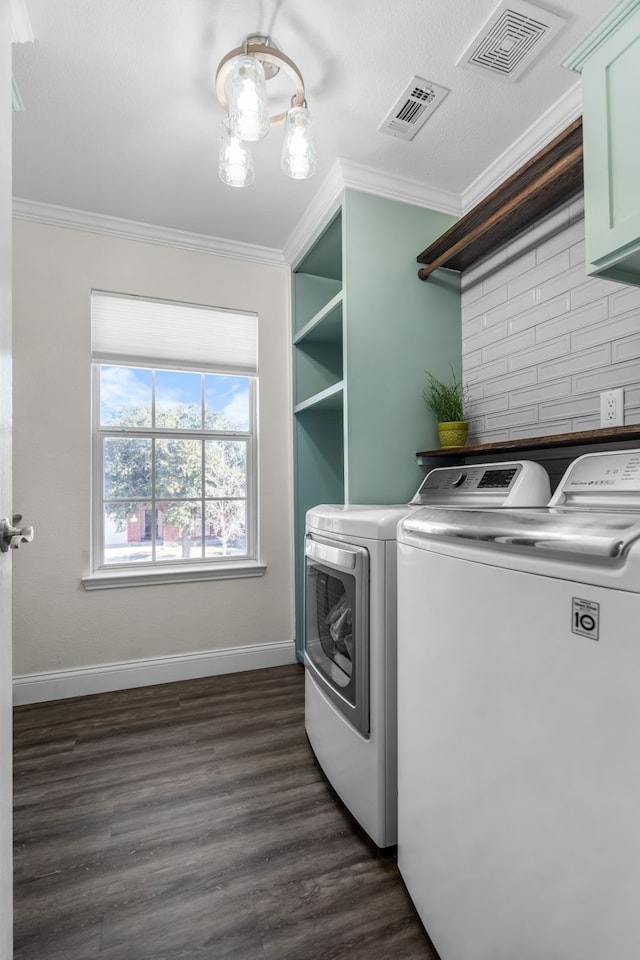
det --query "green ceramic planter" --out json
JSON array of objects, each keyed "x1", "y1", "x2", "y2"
[{"x1": 438, "y1": 421, "x2": 469, "y2": 448}]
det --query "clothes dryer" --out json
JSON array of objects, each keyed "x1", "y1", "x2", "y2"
[
  {"x1": 305, "y1": 460, "x2": 550, "y2": 848},
  {"x1": 397, "y1": 448, "x2": 640, "y2": 960}
]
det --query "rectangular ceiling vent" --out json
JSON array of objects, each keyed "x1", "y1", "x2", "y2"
[
  {"x1": 457, "y1": 0, "x2": 566, "y2": 82},
  {"x1": 378, "y1": 77, "x2": 450, "y2": 141}
]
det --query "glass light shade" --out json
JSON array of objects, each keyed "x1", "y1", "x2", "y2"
[
  {"x1": 228, "y1": 55, "x2": 270, "y2": 142},
  {"x1": 281, "y1": 105, "x2": 317, "y2": 180},
  {"x1": 219, "y1": 119, "x2": 254, "y2": 188}
]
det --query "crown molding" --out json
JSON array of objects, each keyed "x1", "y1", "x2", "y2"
[
  {"x1": 461, "y1": 81, "x2": 583, "y2": 214},
  {"x1": 10, "y1": 0, "x2": 34, "y2": 43},
  {"x1": 12, "y1": 198, "x2": 287, "y2": 267},
  {"x1": 283, "y1": 157, "x2": 460, "y2": 268},
  {"x1": 14, "y1": 82, "x2": 586, "y2": 272},
  {"x1": 338, "y1": 158, "x2": 460, "y2": 217},
  {"x1": 562, "y1": 0, "x2": 640, "y2": 71},
  {"x1": 283, "y1": 161, "x2": 344, "y2": 268}
]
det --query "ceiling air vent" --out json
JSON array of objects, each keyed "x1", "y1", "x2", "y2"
[
  {"x1": 379, "y1": 77, "x2": 450, "y2": 141},
  {"x1": 457, "y1": 0, "x2": 566, "y2": 82}
]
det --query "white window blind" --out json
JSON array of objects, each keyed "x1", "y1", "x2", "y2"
[{"x1": 91, "y1": 291, "x2": 258, "y2": 375}]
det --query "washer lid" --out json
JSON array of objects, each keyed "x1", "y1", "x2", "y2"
[{"x1": 399, "y1": 505, "x2": 640, "y2": 562}]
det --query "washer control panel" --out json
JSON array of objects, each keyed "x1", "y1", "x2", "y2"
[
  {"x1": 411, "y1": 460, "x2": 550, "y2": 507},
  {"x1": 550, "y1": 449, "x2": 640, "y2": 506}
]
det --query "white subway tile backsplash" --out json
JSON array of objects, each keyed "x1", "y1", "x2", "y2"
[
  {"x1": 510, "y1": 379, "x2": 570, "y2": 407},
  {"x1": 484, "y1": 289, "x2": 536, "y2": 327},
  {"x1": 572, "y1": 415, "x2": 601, "y2": 431},
  {"x1": 461, "y1": 193, "x2": 640, "y2": 441},
  {"x1": 624, "y1": 385, "x2": 640, "y2": 407},
  {"x1": 537, "y1": 220, "x2": 584, "y2": 265},
  {"x1": 462, "y1": 248, "x2": 507, "y2": 290},
  {"x1": 463, "y1": 319, "x2": 508, "y2": 355},
  {"x1": 508, "y1": 293, "x2": 570, "y2": 334},
  {"x1": 483, "y1": 256, "x2": 523, "y2": 294},
  {"x1": 508, "y1": 249, "x2": 571, "y2": 298},
  {"x1": 536, "y1": 262, "x2": 590, "y2": 304},
  {"x1": 505, "y1": 204, "x2": 569, "y2": 263},
  {"x1": 509, "y1": 335, "x2": 570, "y2": 371},
  {"x1": 469, "y1": 357, "x2": 509, "y2": 383},
  {"x1": 460, "y1": 276, "x2": 486, "y2": 303},
  {"x1": 465, "y1": 380, "x2": 484, "y2": 404},
  {"x1": 472, "y1": 428, "x2": 511, "y2": 443},
  {"x1": 539, "y1": 394, "x2": 598, "y2": 421},
  {"x1": 536, "y1": 299, "x2": 608, "y2": 342},
  {"x1": 613, "y1": 333, "x2": 640, "y2": 364},
  {"x1": 569, "y1": 239, "x2": 585, "y2": 267},
  {"x1": 609, "y1": 285, "x2": 640, "y2": 317},
  {"x1": 461, "y1": 283, "x2": 508, "y2": 325},
  {"x1": 486, "y1": 406, "x2": 538, "y2": 429},
  {"x1": 572, "y1": 311, "x2": 640, "y2": 351},
  {"x1": 464, "y1": 348, "x2": 483, "y2": 370},
  {"x1": 483, "y1": 367, "x2": 537, "y2": 397},
  {"x1": 569, "y1": 277, "x2": 613, "y2": 310},
  {"x1": 474, "y1": 255, "x2": 536, "y2": 300},
  {"x1": 539, "y1": 344, "x2": 611, "y2": 381},
  {"x1": 468, "y1": 393, "x2": 509, "y2": 415},
  {"x1": 482, "y1": 330, "x2": 535, "y2": 363},
  {"x1": 463, "y1": 315, "x2": 484, "y2": 338},
  {"x1": 508, "y1": 420, "x2": 572, "y2": 439},
  {"x1": 573, "y1": 359, "x2": 640, "y2": 393}
]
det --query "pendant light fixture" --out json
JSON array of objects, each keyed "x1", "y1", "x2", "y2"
[
  {"x1": 281, "y1": 105, "x2": 316, "y2": 179},
  {"x1": 216, "y1": 34, "x2": 317, "y2": 187},
  {"x1": 218, "y1": 118, "x2": 254, "y2": 188}
]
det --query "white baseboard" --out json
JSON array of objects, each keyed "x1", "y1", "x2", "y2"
[{"x1": 13, "y1": 640, "x2": 298, "y2": 705}]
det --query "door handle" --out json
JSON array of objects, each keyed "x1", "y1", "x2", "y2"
[{"x1": 0, "y1": 515, "x2": 35, "y2": 552}]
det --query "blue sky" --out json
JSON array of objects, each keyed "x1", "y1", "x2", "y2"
[{"x1": 100, "y1": 366, "x2": 250, "y2": 429}]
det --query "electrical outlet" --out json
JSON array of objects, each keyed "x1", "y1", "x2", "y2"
[{"x1": 600, "y1": 388, "x2": 624, "y2": 427}]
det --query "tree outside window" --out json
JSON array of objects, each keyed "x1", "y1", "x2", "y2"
[{"x1": 98, "y1": 366, "x2": 254, "y2": 567}]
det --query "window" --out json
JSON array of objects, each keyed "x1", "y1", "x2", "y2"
[{"x1": 86, "y1": 292, "x2": 261, "y2": 587}]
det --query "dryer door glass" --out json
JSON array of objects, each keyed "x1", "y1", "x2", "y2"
[
  {"x1": 310, "y1": 568, "x2": 354, "y2": 686},
  {"x1": 305, "y1": 536, "x2": 369, "y2": 736}
]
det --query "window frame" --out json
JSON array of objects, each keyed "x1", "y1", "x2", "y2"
[{"x1": 84, "y1": 360, "x2": 264, "y2": 590}]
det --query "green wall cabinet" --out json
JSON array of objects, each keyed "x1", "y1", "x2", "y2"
[
  {"x1": 291, "y1": 189, "x2": 461, "y2": 658},
  {"x1": 564, "y1": 0, "x2": 640, "y2": 285}
]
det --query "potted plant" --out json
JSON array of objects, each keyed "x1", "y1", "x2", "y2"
[{"x1": 422, "y1": 367, "x2": 469, "y2": 448}]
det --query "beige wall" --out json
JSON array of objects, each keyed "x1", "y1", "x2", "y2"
[{"x1": 12, "y1": 219, "x2": 293, "y2": 676}]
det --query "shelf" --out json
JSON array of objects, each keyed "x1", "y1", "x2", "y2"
[
  {"x1": 293, "y1": 291, "x2": 343, "y2": 346},
  {"x1": 295, "y1": 211, "x2": 342, "y2": 280},
  {"x1": 416, "y1": 118, "x2": 584, "y2": 281},
  {"x1": 416, "y1": 425, "x2": 640, "y2": 459},
  {"x1": 294, "y1": 381, "x2": 344, "y2": 415}
]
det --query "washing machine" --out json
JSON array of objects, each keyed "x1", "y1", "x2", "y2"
[
  {"x1": 397, "y1": 447, "x2": 640, "y2": 960},
  {"x1": 304, "y1": 460, "x2": 550, "y2": 848}
]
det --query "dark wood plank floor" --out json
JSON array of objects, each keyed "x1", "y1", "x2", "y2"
[{"x1": 13, "y1": 663, "x2": 439, "y2": 960}]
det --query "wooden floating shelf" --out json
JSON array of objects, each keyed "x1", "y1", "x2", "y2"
[
  {"x1": 416, "y1": 117, "x2": 584, "y2": 281},
  {"x1": 416, "y1": 425, "x2": 640, "y2": 459}
]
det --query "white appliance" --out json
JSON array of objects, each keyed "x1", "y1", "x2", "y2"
[
  {"x1": 305, "y1": 460, "x2": 550, "y2": 848},
  {"x1": 397, "y1": 448, "x2": 640, "y2": 960}
]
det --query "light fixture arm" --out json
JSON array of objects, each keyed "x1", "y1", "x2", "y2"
[{"x1": 216, "y1": 39, "x2": 306, "y2": 125}]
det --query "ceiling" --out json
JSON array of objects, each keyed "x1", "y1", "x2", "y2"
[{"x1": 11, "y1": 0, "x2": 616, "y2": 255}]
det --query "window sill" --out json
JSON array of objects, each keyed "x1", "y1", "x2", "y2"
[{"x1": 81, "y1": 560, "x2": 267, "y2": 590}]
